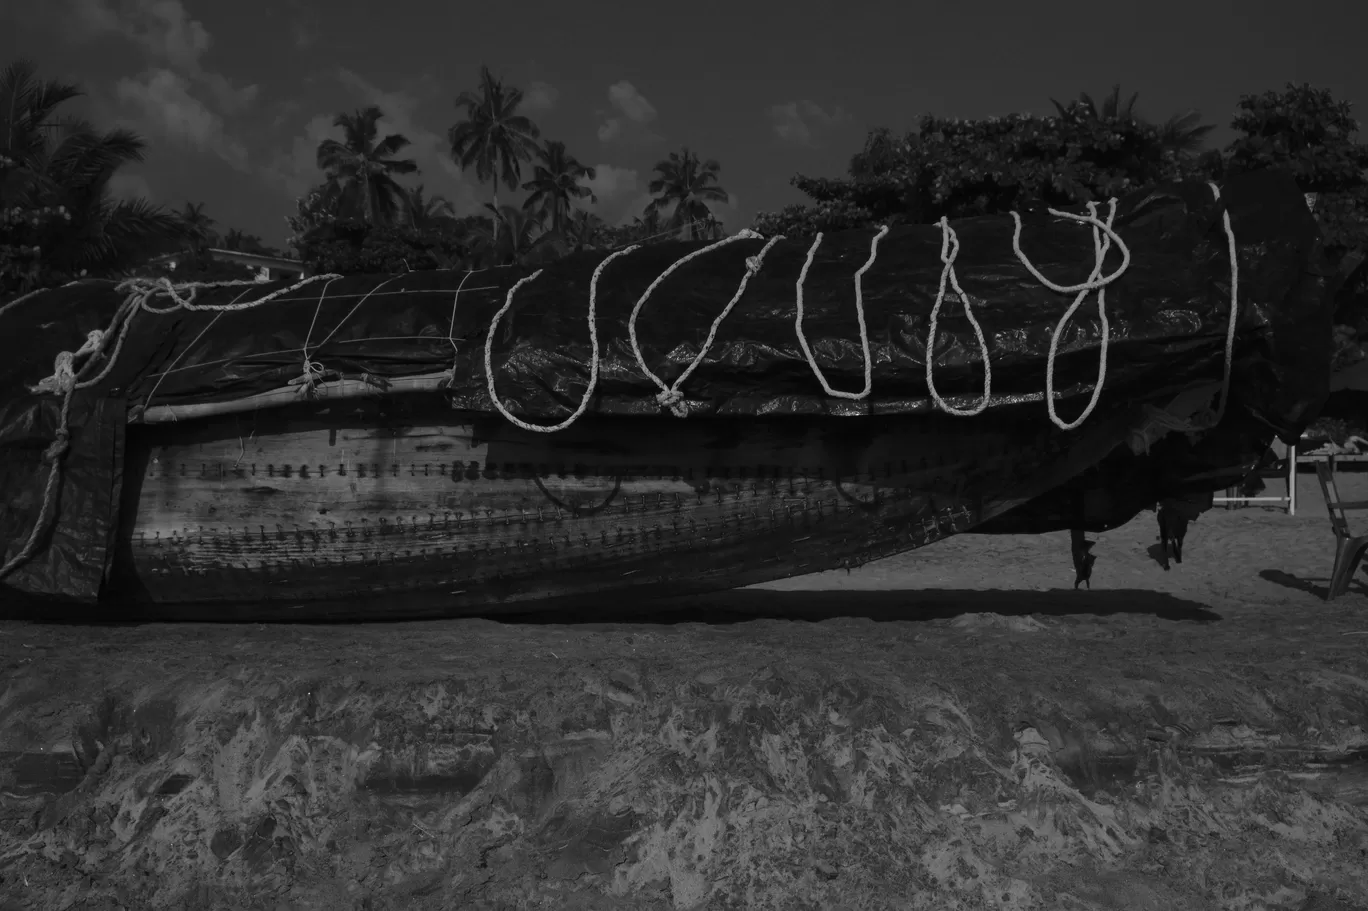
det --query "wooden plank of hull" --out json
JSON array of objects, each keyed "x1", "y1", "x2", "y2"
[{"x1": 110, "y1": 397, "x2": 1085, "y2": 616}]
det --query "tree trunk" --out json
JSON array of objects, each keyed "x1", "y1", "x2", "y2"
[{"x1": 491, "y1": 187, "x2": 500, "y2": 253}]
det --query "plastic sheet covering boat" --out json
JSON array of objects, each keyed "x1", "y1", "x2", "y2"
[{"x1": 0, "y1": 169, "x2": 1336, "y2": 618}]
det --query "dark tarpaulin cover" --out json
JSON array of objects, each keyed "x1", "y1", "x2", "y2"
[{"x1": 0, "y1": 169, "x2": 1336, "y2": 601}]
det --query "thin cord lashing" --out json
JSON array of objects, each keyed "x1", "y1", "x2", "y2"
[
  {"x1": 1, "y1": 273, "x2": 342, "y2": 579},
  {"x1": 484, "y1": 245, "x2": 641, "y2": 433},
  {"x1": 445, "y1": 268, "x2": 485, "y2": 379},
  {"x1": 794, "y1": 225, "x2": 888, "y2": 400},
  {"x1": 627, "y1": 229, "x2": 783, "y2": 417},
  {"x1": 926, "y1": 218, "x2": 993, "y2": 416}
]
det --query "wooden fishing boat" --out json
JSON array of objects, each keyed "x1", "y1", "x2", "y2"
[
  {"x1": 0, "y1": 170, "x2": 1335, "y2": 618},
  {"x1": 106, "y1": 396, "x2": 1136, "y2": 617}
]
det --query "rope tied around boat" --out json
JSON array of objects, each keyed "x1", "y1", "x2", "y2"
[
  {"x1": 630, "y1": 229, "x2": 782, "y2": 418},
  {"x1": 29, "y1": 329, "x2": 105, "y2": 396},
  {"x1": 926, "y1": 218, "x2": 993, "y2": 415},
  {"x1": 0, "y1": 271, "x2": 342, "y2": 582},
  {"x1": 0, "y1": 326, "x2": 110, "y2": 581},
  {"x1": 1121, "y1": 181, "x2": 1241, "y2": 451},
  {"x1": 0, "y1": 185, "x2": 1247, "y2": 581},
  {"x1": 794, "y1": 225, "x2": 888, "y2": 401},
  {"x1": 484, "y1": 245, "x2": 642, "y2": 433},
  {"x1": 1011, "y1": 198, "x2": 1131, "y2": 430}
]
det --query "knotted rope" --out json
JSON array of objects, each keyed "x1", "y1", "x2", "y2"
[
  {"x1": 0, "y1": 272, "x2": 341, "y2": 581},
  {"x1": 628, "y1": 229, "x2": 784, "y2": 417},
  {"x1": 1011, "y1": 198, "x2": 1131, "y2": 430},
  {"x1": 3, "y1": 186, "x2": 1246, "y2": 581},
  {"x1": 926, "y1": 218, "x2": 993, "y2": 415},
  {"x1": 0, "y1": 328, "x2": 109, "y2": 580}
]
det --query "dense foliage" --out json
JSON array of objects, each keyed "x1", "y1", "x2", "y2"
[
  {"x1": 754, "y1": 104, "x2": 1213, "y2": 238},
  {"x1": 0, "y1": 61, "x2": 186, "y2": 299}
]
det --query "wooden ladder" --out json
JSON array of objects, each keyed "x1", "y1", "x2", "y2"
[{"x1": 1314, "y1": 461, "x2": 1368, "y2": 600}]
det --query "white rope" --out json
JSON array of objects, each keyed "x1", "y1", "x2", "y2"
[
  {"x1": 0, "y1": 185, "x2": 1247, "y2": 583},
  {"x1": 136, "y1": 288, "x2": 258, "y2": 413},
  {"x1": 0, "y1": 381, "x2": 78, "y2": 581},
  {"x1": 28, "y1": 329, "x2": 105, "y2": 395},
  {"x1": 0, "y1": 280, "x2": 84, "y2": 321},
  {"x1": 627, "y1": 229, "x2": 781, "y2": 417},
  {"x1": 794, "y1": 225, "x2": 888, "y2": 400},
  {"x1": 484, "y1": 245, "x2": 641, "y2": 433},
  {"x1": 1012, "y1": 199, "x2": 1130, "y2": 430},
  {"x1": 291, "y1": 276, "x2": 346, "y2": 394},
  {"x1": 448, "y1": 269, "x2": 484, "y2": 357},
  {"x1": 1, "y1": 319, "x2": 108, "y2": 580},
  {"x1": 0, "y1": 273, "x2": 342, "y2": 580},
  {"x1": 1123, "y1": 181, "x2": 1242, "y2": 445},
  {"x1": 1206, "y1": 181, "x2": 1240, "y2": 426},
  {"x1": 925, "y1": 218, "x2": 993, "y2": 415},
  {"x1": 441, "y1": 268, "x2": 484, "y2": 386}
]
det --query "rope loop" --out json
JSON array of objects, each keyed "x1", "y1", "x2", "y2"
[
  {"x1": 485, "y1": 245, "x2": 641, "y2": 433},
  {"x1": 628, "y1": 229, "x2": 781, "y2": 418},
  {"x1": 794, "y1": 225, "x2": 888, "y2": 401},
  {"x1": 926, "y1": 218, "x2": 993, "y2": 416}
]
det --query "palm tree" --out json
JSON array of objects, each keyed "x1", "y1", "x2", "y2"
[
  {"x1": 628, "y1": 206, "x2": 666, "y2": 244},
  {"x1": 315, "y1": 106, "x2": 419, "y2": 226},
  {"x1": 646, "y1": 148, "x2": 730, "y2": 241},
  {"x1": 1154, "y1": 110, "x2": 1216, "y2": 157},
  {"x1": 178, "y1": 201, "x2": 217, "y2": 254},
  {"x1": 521, "y1": 139, "x2": 596, "y2": 240},
  {"x1": 474, "y1": 203, "x2": 552, "y2": 266},
  {"x1": 0, "y1": 59, "x2": 186, "y2": 290},
  {"x1": 566, "y1": 208, "x2": 609, "y2": 253},
  {"x1": 447, "y1": 65, "x2": 542, "y2": 245},
  {"x1": 1049, "y1": 83, "x2": 1214, "y2": 158},
  {"x1": 222, "y1": 228, "x2": 272, "y2": 255},
  {"x1": 405, "y1": 184, "x2": 455, "y2": 229}
]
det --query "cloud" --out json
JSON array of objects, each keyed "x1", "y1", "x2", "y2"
[
  {"x1": 63, "y1": 0, "x2": 259, "y2": 111},
  {"x1": 522, "y1": 80, "x2": 559, "y2": 114},
  {"x1": 608, "y1": 81, "x2": 656, "y2": 123},
  {"x1": 262, "y1": 113, "x2": 339, "y2": 200},
  {"x1": 580, "y1": 164, "x2": 638, "y2": 202},
  {"x1": 575, "y1": 164, "x2": 643, "y2": 225},
  {"x1": 767, "y1": 100, "x2": 850, "y2": 146},
  {"x1": 265, "y1": 69, "x2": 482, "y2": 213},
  {"x1": 597, "y1": 119, "x2": 622, "y2": 143},
  {"x1": 597, "y1": 81, "x2": 662, "y2": 146},
  {"x1": 115, "y1": 68, "x2": 249, "y2": 170}
]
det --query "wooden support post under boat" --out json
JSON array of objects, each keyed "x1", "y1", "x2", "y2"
[{"x1": 1070, "y1": 527, "x2": 1096, "y2": 590}]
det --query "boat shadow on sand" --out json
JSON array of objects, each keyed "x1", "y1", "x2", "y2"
[{"x1": 2, "y1": 587, "x2": 1221, "y2": 627}]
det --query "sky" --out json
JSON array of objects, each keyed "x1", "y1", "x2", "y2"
[{"x1": 2, "y1": 0, "x2": 1366, "y2": 250}]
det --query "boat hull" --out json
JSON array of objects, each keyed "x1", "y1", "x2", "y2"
[{"x1": 106, "y1": 394, "x2": 1126, "y2": 618}]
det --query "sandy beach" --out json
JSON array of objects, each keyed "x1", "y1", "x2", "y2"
[{"x1": 1, "y1": 467, "x2": 1366, "y2": 910}]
